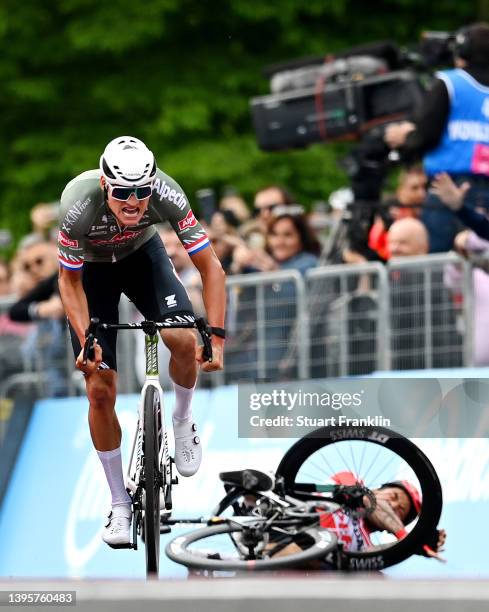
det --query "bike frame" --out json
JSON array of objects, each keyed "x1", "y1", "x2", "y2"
[{"x1": 126, "y1": 328, "x2": 170, "y2": 516}]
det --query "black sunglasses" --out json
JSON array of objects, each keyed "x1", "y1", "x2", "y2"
[{"x1": 108, "y1": 184, "x2": 153, "y2": 201}]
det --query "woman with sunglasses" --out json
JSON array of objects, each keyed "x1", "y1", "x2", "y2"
[{"x1": 57, "y1": 136, "x2": 226, "y2": 548}]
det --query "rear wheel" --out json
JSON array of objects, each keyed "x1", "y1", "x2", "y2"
[
  {"x1": 276, "y1": 426, "x2": 442, "y2": 570},
  {"x1": 143, "y1": 386, "x2": 161, "y2": 577}
]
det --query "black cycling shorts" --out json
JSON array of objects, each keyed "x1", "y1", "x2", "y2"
[{"x1": 69, "y1": 233, "x2": 195, "y2": 371}]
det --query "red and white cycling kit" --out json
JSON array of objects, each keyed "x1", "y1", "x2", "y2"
[{"x1": 317, "y1": 470, "x2": 372, "y2": 552}]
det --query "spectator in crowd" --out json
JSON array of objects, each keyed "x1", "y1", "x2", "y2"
[
  {"x1": 432, "y1": 171, "x2": 489, "y2": 239},
  {"x1": 384, "y1": 22, "x2": 489, "y2": 253},
  {"x1": 266, "y1": 212, "x2": 321, "y2": 273},
  {"x1": 0, "y1": 260, "x2": 11, "y2": 298},
  {"x1": 208, "y1": 209, "x2": 245, "y2": 274},
  {"x1": 228, "y1": 212, "x2": 321, "y2": 382},
  {"x1": 30, "y1": 202, "x2": 59, "y2": 241},
  {"x1": 8, "y1": 235, "x2": 67, "y2": 397},
  {"x1": 232, "y1": 209, "x2": 321, "y2": 275},
  {"x1": 239, "y1": 185, "x2": 296, "y2": 250},
  {"x1": 254, "y1": 185, "x2": 295, "y2": 233},
  {"x1": 387, "y1": 217, "x2": 429, "y2": 258},
  {"x1": 0, "y1": 260, "x2": 31, "y2": 381},
  {"x1": 444, "y1": 229, "x2": 489, "y2": 366},
  {"x1": 428, "y1": 172, "x2": 489, "y2": 366},
  {"x1": 219, "y1": 191, "x2": 251, "y2": 226},
  {"x1": 369, "y1": 166, "x2": 428, "y2": 260},
  {"x1": 387, "y1": 219, "x2": 462, "y2": 370}
]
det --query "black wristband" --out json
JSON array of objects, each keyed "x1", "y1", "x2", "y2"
[{"x1": 210, "y1": 326, "x2": 226, "y2": 339}]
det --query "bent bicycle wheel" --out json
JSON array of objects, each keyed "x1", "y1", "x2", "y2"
[
  {"x1": 276, "y1": 426, "x2": 442, "y2": 571},
  {"x1": 143, "y1": 385, "x2": 161, "y2": 576},
  {"x1": 166, "y1": 522, "x2": 337, "y2": 572}
]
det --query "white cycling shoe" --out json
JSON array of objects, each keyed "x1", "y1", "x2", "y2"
[
  {"x1": 173, "y1": 418, "x2": 202, "y2": 477},
  {"x1": 102, "y1": 504, "x2": 132, "y2": 549}
]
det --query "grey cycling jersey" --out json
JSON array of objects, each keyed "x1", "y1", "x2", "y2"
[{"x1": 57, "y1": 168, "x2": 209, "y2": 270}]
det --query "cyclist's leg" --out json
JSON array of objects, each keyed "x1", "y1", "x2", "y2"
[
  {"x1": 68, "y1": 259, "x2": 122, "y2": 451},
  {"x1": 68, "y1": 260, "x2": 131, "y2": 544}
]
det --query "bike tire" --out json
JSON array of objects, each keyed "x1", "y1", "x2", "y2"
[
  {"x1": 276, "y1": 426, "x2": 442, "y2": 571},
  {"x1": 166, "y1": 522, "x2": 337, "y2": 572},
  {"x1": 143, "y1": 385, "x2": 161, "y2": 576}
]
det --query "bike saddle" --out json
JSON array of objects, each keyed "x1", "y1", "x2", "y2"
[{"x1": 219, "y1": 469, "x2": 274, "y2": 492}]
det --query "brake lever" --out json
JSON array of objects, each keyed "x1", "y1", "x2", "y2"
[{"x1": 83, "y1": 317, "x2": 99, "y2": 365}]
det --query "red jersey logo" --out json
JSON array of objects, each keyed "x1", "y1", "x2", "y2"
[
  {"x1": 178, "y1": 210, "x2": 198, "y2": 231},
  {"x1": 58, "y1": 231, "x2": 79, "y2": 248},
  {"x1": 90, "y1": 230, "x2": 143, "y2": 246}
]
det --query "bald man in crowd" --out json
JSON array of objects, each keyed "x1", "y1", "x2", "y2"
[
  {"x1": 387, "y1": 218, "x2": 429, "y2": 258},
  {"x1": 386, "y1": 218, "x2": 461, "y2": 369}
]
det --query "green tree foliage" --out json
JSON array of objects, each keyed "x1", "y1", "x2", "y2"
[{"x1": 0, "y1": 0, "x2": 478, "y2": 242}]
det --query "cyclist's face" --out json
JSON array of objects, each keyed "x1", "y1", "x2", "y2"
[
  {"x1": 374, "y1": 486, "x2": 411, "y2": 523},
  {"x1": 102, "y1": 179, "x2": 150, "y2": 226}
]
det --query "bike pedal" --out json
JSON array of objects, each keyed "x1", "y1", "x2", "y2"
[{"x1": 160, "y1": 525, "x2": 172, "y2": 534}]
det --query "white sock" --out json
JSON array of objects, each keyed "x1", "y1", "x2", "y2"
[
  {"x1": 97, "y1": 447, "x2": 132, "y2": 507},
  {"x1": 172, "y1": 381, "x2": 195, "y2": 422}
]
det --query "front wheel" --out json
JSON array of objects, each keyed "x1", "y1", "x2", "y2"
[
  {"x1": 276, "y1": 426, "x2": 443, "y2": 571},
  {"x1": 143, "y1": 385, "x2": 162, "y2": 577},
  {"x1": 166, "y1": 522, "x2": 337, "y2": 572}
]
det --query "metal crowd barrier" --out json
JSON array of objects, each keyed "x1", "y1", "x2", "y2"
[
  {"x1": 0, "y1": 252, "x2": 479, "y2": 398},
  {"x1": 388, "y1": 253, "x2": 472, "y2": 371},
  {"x1": 224, "y1": 270, "x2": 309, "y2": 382},
  {"x1": 305, "y1": 262, "x2": 390, "y2": 377}
]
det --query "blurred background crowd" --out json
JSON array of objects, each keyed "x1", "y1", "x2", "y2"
[
  {"x1": 1, "y1": 3, "x2": 489, "y2": 410},
  {"x1": 0, "y1": 159, "x2": 485, "y2": 399}
]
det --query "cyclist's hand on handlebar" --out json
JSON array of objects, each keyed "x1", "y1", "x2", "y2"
[
  {"x1": 76, "y1": 340, "x2": 102, "y2": 375},
  {"x1": 197, "y1": 338, "x2": 224, "y2": 372}
]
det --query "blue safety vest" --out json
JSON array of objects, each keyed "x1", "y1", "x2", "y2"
[{"x1": 424, "y1": 69, "x2": 489, "y2": 177}]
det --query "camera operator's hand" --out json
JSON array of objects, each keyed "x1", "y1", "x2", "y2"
[
  {"x1": 431, "y1": 172, "x2": 471, "y2": 211},
  {"x1": 384, "y1": 121, "x2": 415, "y2": 149}
]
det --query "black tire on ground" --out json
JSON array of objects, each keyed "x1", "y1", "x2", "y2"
[
  {"x1": 143, "y1": 385, "x2": 161, "y2": 577},
  {"x1": 276, "y1": 426, "x2": 442, "y2": 571}
]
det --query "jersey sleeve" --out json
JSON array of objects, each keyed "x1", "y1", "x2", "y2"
[
  {"x1": 57, "y1": 185, "x2": 88, "y2": 271},
  {"x1": 153, "y1": 173, "x2": 210, "y2": 256}
]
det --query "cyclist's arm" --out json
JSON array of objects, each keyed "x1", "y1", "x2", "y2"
[
  {"x1": 158, "y1": 172, "x2": 226, "y2": 366},
  {"x1": 191, "y1": 247, "x2": 226, "y2": 329},
  {"x1": 365, "y1": 498, "x2": 405, "y2": 536},
  {"x1": 57, "y1": 267, "x2": 89, "y2": 346},
  {"x1": 191, "y1": 247, "x2": 226, "y2": 371}
]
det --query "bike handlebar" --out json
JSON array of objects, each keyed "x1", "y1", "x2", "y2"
[{"x1": 82, "y1": 316, "x2": 213, "y2": 366}]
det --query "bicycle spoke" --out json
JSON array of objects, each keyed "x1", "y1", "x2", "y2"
[
  {"x1": 348, "y1": 441, "x2": 360, "y2": 481},
  {"x1": 356, "y1": 440, "x2": 368, "y2": 481},
  {"x1": 366, "y1": 452, "x2": 399, "y2": 488},
  {"x1": 331, "y1": 440, "x2": 353, "y2": 475},
  {"x1": 315, "y1": 449, "x2": 341, "y2": 481},
  {"x1": 355, "y1": 444, "x2": 383, "y2": 484}
]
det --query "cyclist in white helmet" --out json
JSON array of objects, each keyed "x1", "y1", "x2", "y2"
[{"x1": 58, "y1": 136, "x2": 226, "y2": 547}]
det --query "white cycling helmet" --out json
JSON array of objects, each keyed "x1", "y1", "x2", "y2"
[{"x1": 99, "y1": 136, "x2": 156, "y2": 187}]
